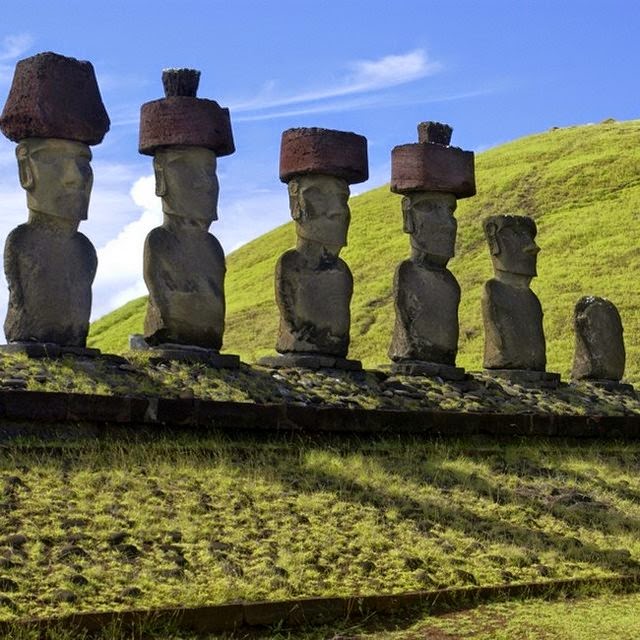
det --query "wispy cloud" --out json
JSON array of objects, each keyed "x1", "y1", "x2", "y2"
[
  {"x1": 234, "y1": 88, "x2": 492, "y2": 123},
  {"x1": 0, "y1": 33, "x2": 33, "y2": 83},
  {"x1": 231, "y1": 49, "x2": 441, "y2": 113}
]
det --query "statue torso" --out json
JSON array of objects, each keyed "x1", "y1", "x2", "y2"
[
  {"x1": 143, "y1": 226, "x2": 226, "y2": 348},
  {"x1": 482, "y1": 278, "x2": 546, "y2": 370},
  {"x1": 389, "y1": 259, "x2": 460, "y2": 364},
  {"x1": 275, "y1": 249, "x2": 352, "y2": 356},
  {"x1": 4, "y1": 223, "x2": 97, "y2": 346}
]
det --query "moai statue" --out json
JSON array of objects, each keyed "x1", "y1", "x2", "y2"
[
  {"x1": 572, "y1": 296, "x2": 630, "y2": 390},
  {"x1": 388, "y1": 122, "x2": 475, "y2": 380},
  {"x1": 259, "y1": 127, "x2": 368, "y2": 370},
  {"x1": 137, "y1": 68, "x2": 239, "y2": 367},
  {"x1": 482, "y1": 215, "x2": 560, "y2": 386},
  {"x1": 0, "y1": 52, "x2": 109, "y2": 357}
]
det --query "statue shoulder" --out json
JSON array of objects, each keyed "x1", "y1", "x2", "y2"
[
  {"x1": 277, "y1": 248, "x2": 302, "y2": 270},
  {"x1": 144, "y1": 226, "x2": 170, "y2": 246},
  {"x1": 5, "y1": 223, "x2": 31, "y2": 247},
  {"x1": 205, "y1": 232, "x2": 225, "y2": 259}
]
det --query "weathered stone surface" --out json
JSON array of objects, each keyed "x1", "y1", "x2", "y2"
[
  {"x1": 4, "y1": 139, "x2": 97, "y2": 347},
  {"x1": 486, "y1": 369, "x2": 561, "y2": 388},
  {"x1": 0, "y1": 52, "x2": 109, "y2": 145},
  {"x1": 280, "y1": 128, "x2": 368, "y2": 184},
  {"x1": 417, "y1": 121, "x2": 453, "y2": 145},
  {"x1": 143, "y1": 147, "x2": 226, "y2": 349},
  {"x1": 274, "y1": 174, "x2": 354, "y2": 358},
  {"x1": 572, "y1": 296, "x2": 625, "y2": 381},
  {"x1": 259, "y1": 354, "x2": 362, "y2": 371},
  {"x1": 162, "y1": 68, "x2": 200, "y2": 98},
  {"x1": 389, "y1": 360, "x2": 466, "y2": 381},
  {"x1": 389, "y1": 192, "x2": 461, "y2": 367},
  {"x1": 391, "y1": 143, "x2": 475, "y2": 198},
  {"x1": 482, "y1": 215, "x2": 548, "y2": 372},
  {"x1": 0, "y1": 343, "x2": 100, "y2": 358},
  {"x1": 391, "y1": 122, "x2": 474, "y2": 198},
  {"x1": 148, "y1": 345, "x2": 240, "y2": 368},
  {"x1": 139, "y1": 68, "x2": 234, "y2": 156},
  {"x1": 139, "y1": 98, "x2": 234, "y2": 156}
]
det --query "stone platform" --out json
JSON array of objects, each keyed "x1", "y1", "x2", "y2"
[
  {"x1": 0, "y1": 342, "x2": 101, "y2": 359},
  {"x1": 484, "y1": 368, "x2": 561, "y2": 388},
  {"x1": 148, "y1": 344, "x2": 240, "y2": 368},
  {"x1": 383, "y1": 360, "x2": 466, "y2": 381},
  {"x1": 259, "y1": 353, "x2": 362, "y2": 371}
]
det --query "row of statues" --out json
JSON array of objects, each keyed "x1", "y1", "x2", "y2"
[{"x1": 0, "y1": 52, "x2": 629, "y2": 388}]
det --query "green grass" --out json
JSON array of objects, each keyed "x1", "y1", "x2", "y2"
[
  {"x1": 1, "y1": 436, "x2": 640, "y2": 624},
  {"x1": 88, "y1": 119, "x2": 640, "y2": 385}
]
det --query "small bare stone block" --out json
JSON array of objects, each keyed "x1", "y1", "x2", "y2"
[
  {"x1": 279, "y1": 127, "x2": 368, "y2": 184},
  {"x1": 0, "y1": 52, "x2": 109, "y2": 144},
  {"x1": 162, "y1": 68, "x2": 200, "y2": 98},
  {"x1": 139, "y1": 68, "x2": 234, "y2": 156},
  {"x1": 572, "y1": 296, "x2": 625, "y2": 381},
  {"x1": 417, "y1": 121, "x2": 453, "y2": 145}
]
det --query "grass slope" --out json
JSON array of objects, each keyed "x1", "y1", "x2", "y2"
[
  {"x1": 1, "y1": 437, "x2": 640, "y2": 623},
  {"x1": 89, "y1": 119, "x2": 640, "y2": 383}
]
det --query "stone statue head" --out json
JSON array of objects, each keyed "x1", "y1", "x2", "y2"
[
  {"x1": 17, "y1": 138, "x2": 93, "y2": 222},
  {"x1": 154, "y1": 145, "x2": 219, "y2": 225},
  {"x1": 483, "y1": 214, "x2": 539, "y2": 278},
  {"x1": 288, "y1": 174, "x2": 350, "y2": 251},
  {"x1": 402, "y1": 192, "x2": 457, "y2": 267}
]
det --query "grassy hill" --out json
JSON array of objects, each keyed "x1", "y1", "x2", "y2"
[{"x1": 89, "y1": 119, "x2": 640, "y2": 383}]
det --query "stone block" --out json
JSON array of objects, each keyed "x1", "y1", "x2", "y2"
[
  {"x1": 484, "y1": 368, "x2": 561, "y2": 388},
  {"x1": 0, "y1": 343, "x2": 100, "y2": 358},
  {"x1": 139, "y1": 97, "x2": 234, "y2": 156},
  {"x1": 417, "y1": 121, "x2": 453, "y2": 145},
  {"x1": 391, "y1": 143, "x2": 475, "y2": 197},
  {"x1": 2, "y1": 390, "x2": 68, "y2": 421},
  {"x1": 0, "y1": 51, "x2": 109, "y2": 144},
  {"x1": 259, "y1": 354, "x2": 362, "y2": 371},
  {"x1": 67, "y1": 394, "x2": 131, "y2": 423},
  {"x1": 148, "y1": 345, "x2": 240, "y2": 368},
  {"x1": 389, "y1": 360, "x2": 466, "y2": 381},
  {"x1": 279, "y1": 127, "x2": 368, "y2": 184}
]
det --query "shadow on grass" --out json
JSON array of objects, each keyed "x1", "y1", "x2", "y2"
[{"x1": 230, "y1": 436, "x2": 640, "y2": 580}]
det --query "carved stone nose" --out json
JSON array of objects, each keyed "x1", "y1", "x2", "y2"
[{"x1": 523, "y1": 243, "x2": 540, "y2": 255}]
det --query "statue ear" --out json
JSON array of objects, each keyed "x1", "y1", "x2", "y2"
[
  {"x1": 288, "y1": 180, "x2": 303, "y2": 221},
  {"x1": 153, "y1": 157, "x2": 166, "y2": 197},
  {"x1": 16, "y1": 144, "x2": 34, "y2": 190},
  {"x1": 485, "y1": 222, "x2": 501, "y2": 256},
  {"x1": 401, "y1": 197, "x2": 414, "y2": 234}
]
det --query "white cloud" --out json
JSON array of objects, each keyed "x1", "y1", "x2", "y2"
[
  {"x1": 0, "y1": 33, "x2": 33, "y2": 83},
  {"x1": 92, "y1": 175, "x2": 159, "y2": 318},
  {"x1": 231, "y1": 49, "x2": 441, "y2": 113}
]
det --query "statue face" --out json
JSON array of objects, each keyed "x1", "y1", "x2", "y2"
[
  {"x1": 17, "y1": 138, "x2": 93, "y2": 221},
  {"x1": 403, "y1": 192, "x2": 457, "y2": 266},
  {"x1": 289, "y1": 174, "x2": 350, "y2": 249},
  {"x1": 154, "y1": 146, "x2": 219, "y2": 223},
  {"x1": 484, "y1": 215, "x2": 539, "y2": 277}
]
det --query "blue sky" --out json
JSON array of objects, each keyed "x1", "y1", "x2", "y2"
[{"x1": 0, "y1": 0, "x2": 638, "y2": 322}]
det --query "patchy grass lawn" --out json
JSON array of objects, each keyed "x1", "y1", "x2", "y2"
[{"x1": 1, "y1": 435, "x2": 640, "y2": 624}]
